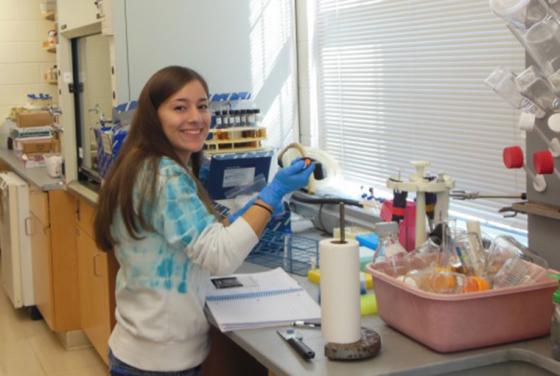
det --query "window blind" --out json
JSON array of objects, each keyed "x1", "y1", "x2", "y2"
[{"x1": 306, "y1": 0, "x2": 527, "y2": 230}]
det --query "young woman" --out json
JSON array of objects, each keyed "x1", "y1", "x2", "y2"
[{"x1": 94, "y1": 65, "x2": 314, "y2": 375}]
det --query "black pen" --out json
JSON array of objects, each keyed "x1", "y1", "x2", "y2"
[{"x1": 291, "y1": 321, "x2": 321, "y2": 329}]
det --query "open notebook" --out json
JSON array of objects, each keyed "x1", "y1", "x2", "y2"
[{"x1": 206, "y1": 268, "x2": 321, "y2": 332}]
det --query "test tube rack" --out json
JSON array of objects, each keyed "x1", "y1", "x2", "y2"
[
  {"x1": 204, "y1": 126, "x2": 267, "y2": 155},
  {"x1": 386, "y1": 161, "x2": 455, "y2": 247}
]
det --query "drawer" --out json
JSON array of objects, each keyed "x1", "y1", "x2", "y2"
[
  {"x1": 77, "y1": 198, "x2": 96, "y2": 238},
  {"x1": 29, "y1": 185, "x2": 49, "y2": 225}
]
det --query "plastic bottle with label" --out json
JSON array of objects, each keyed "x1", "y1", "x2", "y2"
[{"x1": 373, "y1": 222, "x2": 406, "y2": 263}]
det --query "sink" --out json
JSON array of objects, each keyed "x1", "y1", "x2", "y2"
[
  {"x1": 446, "y1": 360, "x2": 557, "y2": 376},
  {"x1": 416, "y1": 349, "x2": 560, "y2": 376}
]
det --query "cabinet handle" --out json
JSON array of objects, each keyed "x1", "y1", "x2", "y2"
[
  {"x1": 93, "y1": 253, "x2": 103, "y2": 277},
  {"x1": 24, "y1": 217, "x2": 32, "y2": 236}
]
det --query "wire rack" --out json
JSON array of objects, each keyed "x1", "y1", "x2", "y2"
[{"x1": 246, "y1": 229, "x2": 319, "y2": 276}]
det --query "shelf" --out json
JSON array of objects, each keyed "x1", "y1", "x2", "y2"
[
  {"x1": 42, "y1": 42, "x2": 56, "y2": 53},
  {"x1": 511, "y1": 201, "x2": 560, "y2": 220},
  {"x1": 42, "y1": 11, "x2": 55, "y2": 21}
]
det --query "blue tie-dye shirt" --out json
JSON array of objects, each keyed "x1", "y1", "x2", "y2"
[
  {"x1": 112, "y1": 157, "x2": 216, "y2": 294},
  {"x1": 109, "y1": 157, "x2": 259, "y2": 371}
]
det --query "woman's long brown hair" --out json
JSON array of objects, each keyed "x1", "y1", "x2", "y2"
[{"x1": 94, "y1": 66, "x2": 216, "y2": 252}]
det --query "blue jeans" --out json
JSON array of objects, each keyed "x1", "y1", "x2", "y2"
[{"x1": 108, "y1": 349, "x2": 203, "y2": 376}]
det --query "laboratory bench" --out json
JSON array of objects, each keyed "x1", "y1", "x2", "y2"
[
  {"x1": 0, "y1": 148, "x2": 64, "y2": 191},
  {"x1": 216, "y1": 262, "x2": 560, "y2": 376},
  {"x1": 2, "y1": 165, "x2": 558, "y2": 374}
]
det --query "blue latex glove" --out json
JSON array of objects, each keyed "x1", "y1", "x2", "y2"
[
  {"x1": 227, "y1": 197, "x2": 285, "y2": 222},
  {"x1": 257, "y1": 159, "x2": 315, "y2": 208}
]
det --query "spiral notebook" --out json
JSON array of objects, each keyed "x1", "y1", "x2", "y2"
[{"x1": 206, "y1": 268, "x2": 321, "y2": 332}]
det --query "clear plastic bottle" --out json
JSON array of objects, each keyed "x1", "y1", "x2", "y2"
[
  {"x1": 551, "y1": 275, "x2": 560, "y2": 360},
  {"x1": 372, "y1": 222, "x2": 407, "y2": 276}
]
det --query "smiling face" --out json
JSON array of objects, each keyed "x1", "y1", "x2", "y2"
[{"x1": 157, "y1": 80, "x2": 210, "y2": 161}]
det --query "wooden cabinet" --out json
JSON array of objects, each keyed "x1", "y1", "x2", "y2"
[
  {"x1": 76, "y1": 197, "x2": 118, "y2": 364},
  {"x1": 29, "y1": 212, "x2": 53, "y2": 326},
  {"x1": 28, "y1": 186, "x2": 80, "y2": 332},
  {"x1": 57, "y1": 0, "x2": 99, "y2": 33}
]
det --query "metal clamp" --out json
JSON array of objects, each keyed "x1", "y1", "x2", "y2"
[{"x1": 498, "y1": 206, "x2": 519, "y2": 218}]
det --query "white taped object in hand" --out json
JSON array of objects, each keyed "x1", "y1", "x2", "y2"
[{"x1": 279, "y1": 146, "x2": 342, "y2": 191}]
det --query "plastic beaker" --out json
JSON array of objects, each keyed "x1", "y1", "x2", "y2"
[
  {"x1": 453, "y1": 233, "x2": 487, "y2": 277},
  {"x1": 492, "y1": 257, "x2": 534, "y2": 288},
  {"x1": 515, "y1": 65, "x2": 559, "y2": 111},
  {"x1": 44, "y1": 153, "x2": 63, "y2": 178},
  {"x1": 485, "y1": 66, "x2": 546, "y2": 117},
  {"x1": 462, "y1": 275, "x2": 491, "y2": 293},
  {"x1": 486, "y1": 236, "x2": 522, "y2": 276},
  {"x1": 410, "y1": 238, "x2": 441, "y2": 268},
  {"x1": 486, "y1": 235, "x2": 548, "y2": 271},
  {"x1": 490, "y1": 0, "x2": 550, "y2": 31},
  {"x1": 402, "y1": 270, "x2": 466, "y2": 294},
  {"x1": 544, "y1": 0, "x2": 560, "y2": 16},
  {"x1": 523, "y1": 19, "x2": 560, "y2": 76}
]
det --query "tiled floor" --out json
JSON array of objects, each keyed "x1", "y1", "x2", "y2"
[{"x1": 0, "y1": 273, "x2": 108, "y2": 375}]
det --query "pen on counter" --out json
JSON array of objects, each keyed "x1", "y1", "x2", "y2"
[{"x1": 291, "y1": 321, "x2": 321, "y2": 329}]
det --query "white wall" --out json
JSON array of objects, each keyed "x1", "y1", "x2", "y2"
[
  {"x1": 122, "y1": 0, "x2": 299, "y2": 148},
  {"x1": 0, "y1": 0, "x2": 58, "y2": 117}
]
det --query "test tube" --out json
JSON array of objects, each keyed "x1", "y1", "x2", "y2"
[
  {"x1": 503, "y1": 145, "x2": 548, "y2": 192},
  {"x1": 214, "y1": 110, "x2": 222, "y2": 128},
  {"x1": 221, "y1": 110, "x2": 229, "y2": 128}
]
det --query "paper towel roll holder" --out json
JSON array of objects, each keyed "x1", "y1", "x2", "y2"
[
  {"x1": 324, "y1": 328, "x2": 381, "y2": 360},
  {"x1": 323, "y1": 202, "x2": 382, "y2": 361}
]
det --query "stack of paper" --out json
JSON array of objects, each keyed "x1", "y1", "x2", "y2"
[{"x1": 206, "y1": 268, "x2": 320, "y2": 332}]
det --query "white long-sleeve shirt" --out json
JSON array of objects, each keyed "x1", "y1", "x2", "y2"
[{"x1": 108, "y1": 157, "x2": 258, "y2": 371}]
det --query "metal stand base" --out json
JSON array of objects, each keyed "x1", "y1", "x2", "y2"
[{"x1": 324, "y1": 327, "x2": 381, "y2": 361}]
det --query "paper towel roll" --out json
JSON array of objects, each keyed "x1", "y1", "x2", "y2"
[{"x1": 320, "y1": 238, "x2": 361, "y2": 344}]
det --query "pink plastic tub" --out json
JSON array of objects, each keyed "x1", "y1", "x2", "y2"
[{"x1": 366, "y1": 263, "x2": 558, "y2": 353}]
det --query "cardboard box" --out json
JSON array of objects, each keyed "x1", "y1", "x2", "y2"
[
  {"x1": 21, "y1": 154, "x2": 46, "y2": 169},
  {"x1": 14, "y1": 138, "x2": 58, "y2": 154},
  {"x1": 16, "y1": 111, "x2": 53, "y2": 128}
]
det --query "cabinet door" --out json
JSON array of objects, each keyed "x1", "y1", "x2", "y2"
[
  {"x1": 30, "y1": 214, "x2": 54, "y2": 329},
  {"x1": 58, "y1": 0, "x2": 99, "y2": 32},
  {"x1": 77, "y1": 228, "x2": 111, "y2": 364}
]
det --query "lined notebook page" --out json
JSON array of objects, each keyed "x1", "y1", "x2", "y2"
[{"x1": 206, "y1": 268, "x2": 321, "y2": 332}]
